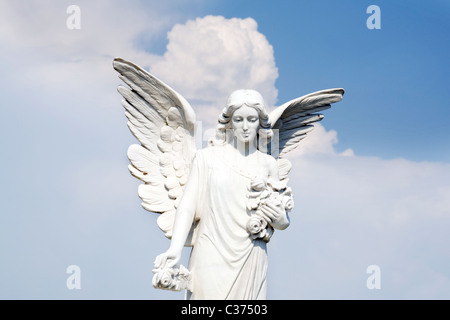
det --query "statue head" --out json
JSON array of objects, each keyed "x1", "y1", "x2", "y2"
[{"x1": 210, "y1": 89, "x2": 273, "y2": 147}]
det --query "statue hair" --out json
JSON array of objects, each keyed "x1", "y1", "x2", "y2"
[{"x1": 209, "y1": 89, "x2": 273, "y2": 147}]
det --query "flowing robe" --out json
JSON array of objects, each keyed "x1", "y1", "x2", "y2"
[{"x1": 186, "y1": 146, "x2": 268, "y2": 300}]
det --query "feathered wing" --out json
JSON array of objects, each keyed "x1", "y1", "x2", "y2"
[
  {"x1": 113, "y1": 57, "x2": 196, "y2": 243},
  {"x1": 269, "y1": 88, "x2": 345, "y2": 180}
]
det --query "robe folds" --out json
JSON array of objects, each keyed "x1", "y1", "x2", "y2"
[{"x1": 187, "y1": 146, "x2": 268, "y2": 300}]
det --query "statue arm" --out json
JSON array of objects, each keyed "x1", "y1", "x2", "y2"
[{"x1": 154, "y1": 156, "x2": 200, "y2": 269}]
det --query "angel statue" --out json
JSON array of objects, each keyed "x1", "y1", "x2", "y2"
[{"x1": 113, "y1": 57, "x2": 344, "y2": 300}]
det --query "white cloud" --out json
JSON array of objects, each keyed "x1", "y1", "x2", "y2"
[
  {"x1": 0, "y1": 0, "x2": 183, "y2": 116},
  {"x1": 268, "y1": 127, "x2": 450, "y2": 299},
  {"x1": 287, "y1": 122, "x2": 355, "y2": 157},
  {"x1": 1, "y1": 1, "x2": 449, "y2": 299},
  {"x1": 0, "y1": 0, "x2": 173, "y2": 59},
  {"x1": 150, "y1": 15, "x2": 279, "y2": 127}
]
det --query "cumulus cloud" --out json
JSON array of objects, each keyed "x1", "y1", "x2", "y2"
[
  {"x1": 150, "y1": 15, "x2": 279, "y2": 127},
  {"x1": 0, "y1": 8, "x2": 279, "y2": 133}
]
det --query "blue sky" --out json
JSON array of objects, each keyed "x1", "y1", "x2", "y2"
[
  {"x1": 0, "y1": 0, "x2": 449, "y2": 300},
  {"x1": 216, "y1": 0, "x2": 450, "y2": 162},
  {"x1": 142, "y1": 0, "x2": 450, "y2": 162}
]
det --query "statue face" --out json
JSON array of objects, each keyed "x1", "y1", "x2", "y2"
[{"x1": 231, "y1": 105, "x2": 260, "y2": 144}]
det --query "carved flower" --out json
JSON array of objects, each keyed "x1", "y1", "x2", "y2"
[
  {"x1": 178, "y1": 265, "x2": 190, "y2": 280},
  {"x1": 259, "y1": 189, "x2": 271, "y2": 201},
  {"x1": 152, "y1": 268, "x2": 174, "y2": 289},
  {"x1": 267, "y1": 179, "x2": 287, "y2": 192},
  {"x1": 267, "y1": 192, "x2": 282, "y2": 206},
  {"x1": 246, "y1": 215, "x2": 267, "y2": 237},
  {"x1": 281, "y1": 187, "x2": 294, "y2": 211},
  {"x1": 152, "y1": 265, "x2": 192, "y2": 291},
  {"x1": 283, "y1": 196, "x2": 294, "y2": 212},
  {"x1": 246, "y1": 177, "x2": 293, "y2": 242},
  {"x1": 250, "y1": 177, "x2": 267, "y2": 192},
  {"x1": 159, "y1": 272, "x2": 173, "y2": 288},
  {"x1": 247, "y1": 198, "x2": 260, "y2": 211}
]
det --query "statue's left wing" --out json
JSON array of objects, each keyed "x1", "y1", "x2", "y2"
[
  {"x1": 113, "y1": 58, "x2": 196, "y2": 241},
  {"x1": 269, "y1": 88, "x2": 344, "y2": 181}
]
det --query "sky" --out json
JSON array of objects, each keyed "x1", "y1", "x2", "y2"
[{"x1": 0, "y1": 0, "x2": 449, "y2": 300}]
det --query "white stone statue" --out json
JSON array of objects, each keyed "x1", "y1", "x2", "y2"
[{"x1": 113, "y1": 57, "x2": 344, "y2": 299}]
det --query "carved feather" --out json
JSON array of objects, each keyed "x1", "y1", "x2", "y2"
[
  {"x1": 277, "y1": 158, "x2": 292, "y2": 182},
  {"x1": 157, "y1": 210, "x2": 176, "y2": 238},
  {"x1": 128, "y1": 144, "x2": 158, "y2": 166},
  {"x1": 113, "y1": 57, "x2": 197, "y2": 242},
  {"x1": 269, "y1": 88, "x2": 344, "y2": 158},
  {"x1": 127, "y1": 144, "x2": 162, "y2": 185},
  {"x1": 114, "y1": 58, "x2": 195, "y2": 133},
  {"x1": 138, "y1": 184, "x2": 173, "y2": 212}
]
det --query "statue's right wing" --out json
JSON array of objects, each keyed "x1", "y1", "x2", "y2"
[{"x1": 113, "y1": 58, "x2": 196, "y2": 241}]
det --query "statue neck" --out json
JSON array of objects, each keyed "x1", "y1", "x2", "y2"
[{"x1": 230, "y1": 138, "x2": 258, "y2": 156}]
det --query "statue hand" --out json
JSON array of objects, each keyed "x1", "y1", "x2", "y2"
[
  {"x1": 154, "y1": 248, "x2": 181, "y2": 270},
  {"x1": 260, "y1": 201, "x2": 290, "y2": 230}
]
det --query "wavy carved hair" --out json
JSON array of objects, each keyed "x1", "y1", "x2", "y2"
[{"x1": 210, "y1": 89, "x2": 273, "y2": 147}]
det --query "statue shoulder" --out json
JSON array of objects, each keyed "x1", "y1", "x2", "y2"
[
  {"x1": 258, "y1": 151, "x2": 277, "y2": 168},
  {"x1": 256, "y1": 151, "x2": 279, "y2": 178},
  {"x1": 193, "y1": 146, "x2": 220, "y2": 163}
]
